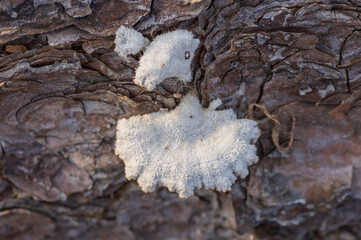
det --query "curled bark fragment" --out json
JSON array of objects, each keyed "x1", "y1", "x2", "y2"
[
  {"x1": 337, "y1": 59, "x2": 361, "y2": 69},
  {"x1": 248, "y1": 103, "x2": 295, "y2": 152},
  {"x1": 329, "y1": 89, "x2": 361, "y2": 119}
]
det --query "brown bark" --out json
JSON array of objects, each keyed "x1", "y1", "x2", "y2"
[{"x1": 1, "y1": 0, "x2": 361, "y2": 239}]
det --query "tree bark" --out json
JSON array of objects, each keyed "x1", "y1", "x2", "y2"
[{"x1": 1, "y1": 0, "x2": 361, "y2": 239}]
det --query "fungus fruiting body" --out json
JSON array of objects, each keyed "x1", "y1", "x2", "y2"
[
  {"x1": 114, "y1": 26, "x2": 148, "y2": 58},
  {"x1": 134, "y1": 30, "x2": 200, "y2": 90},
  {"x1": 115, "y1": 94, "x2": 260, "y2": 198}
]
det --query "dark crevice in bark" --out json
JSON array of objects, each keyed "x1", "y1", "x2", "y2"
[
  {"x1": 345, "y1": 68, "x2": 351, "y2": 92},
  {"x1": 256, "y1": 64, "x2": 273, "y2": 104},
  {"x1": 338, "y1": 31, "x2": 354, "y2": 93}
]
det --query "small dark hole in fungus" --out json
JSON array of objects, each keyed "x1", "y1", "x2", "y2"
[
  {"x1": 185, "y1": 51, "x2": 190, "y2": 59},
  {"x1": 189, "y1": 115, "x2": 193, "y2": 118}
]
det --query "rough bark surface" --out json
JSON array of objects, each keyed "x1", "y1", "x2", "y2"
[{"x1": 1, "y1": 0, "x2": 361, "y2": 239}]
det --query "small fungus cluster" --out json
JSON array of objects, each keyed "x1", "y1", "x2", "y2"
[{"x1": 114, "y1": 27, "x2": 260, "y2": 198}]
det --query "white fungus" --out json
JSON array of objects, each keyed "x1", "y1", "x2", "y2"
[
  {"x1": 114, "y1": 26, "x2": 148, "y2": 58},
  {"x1": 134, "y1": 30, "x2": 200, "y2": 90},
  {"x1": 115, "y1": 94, "x2": 260, "y2": 198}
]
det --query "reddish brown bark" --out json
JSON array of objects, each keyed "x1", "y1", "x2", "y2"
[{"x1": 1, "y1": 0, "x2": 361, "y2": 239}]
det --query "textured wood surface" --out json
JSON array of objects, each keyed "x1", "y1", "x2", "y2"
[{"x1": 1, "y1": 1, "x2": 361, "y2": 239}]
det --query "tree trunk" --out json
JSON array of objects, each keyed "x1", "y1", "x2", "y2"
[{"x1": 1, "y1": 0, "x2": 361, "y2": 239}]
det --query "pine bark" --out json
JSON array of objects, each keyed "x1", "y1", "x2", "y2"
[{"x1": 1, "y1": 1, "x2": 361, "y2": 239}]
